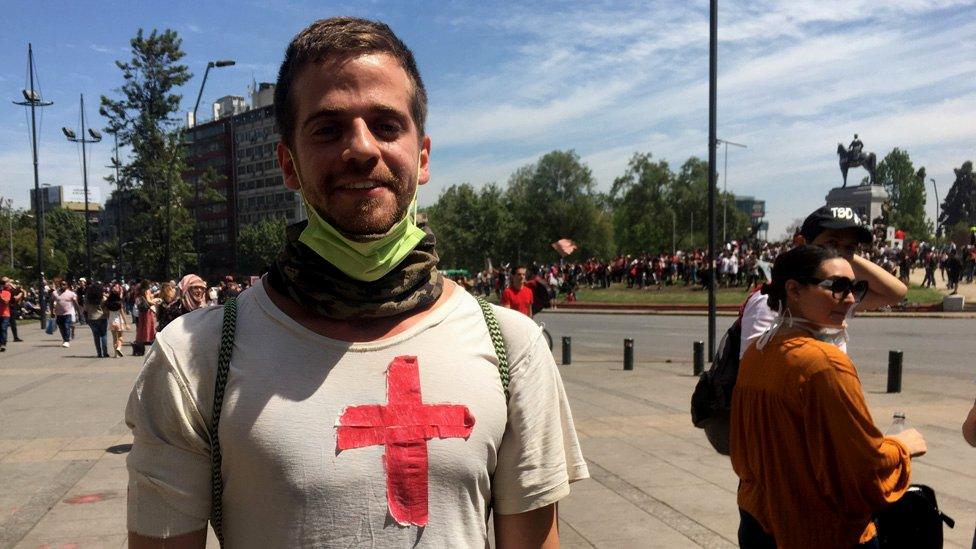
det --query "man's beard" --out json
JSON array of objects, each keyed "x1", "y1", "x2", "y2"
[{"x1": 317, "y1": 167, "x2": 413, "y2": 236}]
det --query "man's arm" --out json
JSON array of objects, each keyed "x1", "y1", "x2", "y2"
[
  {"x1": 494, "y1": 503, "x2": 558, "y2": 549},
  {"x1": 850, "y1": 253, "x2": 907, "y2": 311},
  {"x1": 128, "y1": 530, "x2": 207, "y2": 549}
]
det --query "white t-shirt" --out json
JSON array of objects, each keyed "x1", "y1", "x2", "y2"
[
  {"x1": 739, "y1": 292, "x2": 848, "y2": 358},
  {"x1": 125, "y1": 282, "x2": 588, "y2": 547}
]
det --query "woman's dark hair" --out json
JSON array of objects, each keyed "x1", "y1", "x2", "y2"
[
  {"x1": 105, "y1": 293, "x2": 122, "y2": 312},
  {"x1": 761, "y1": 245, "x2": 841, "y2": 310},
  {"x1": 85, "y1": 284, "x2": 104, "y2": 306}
]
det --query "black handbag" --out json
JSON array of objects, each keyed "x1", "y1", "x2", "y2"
[{"x1": 875, "y1": 484, "x2": 954, "y2": 549}]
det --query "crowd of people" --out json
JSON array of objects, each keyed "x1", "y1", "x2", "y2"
[
  {"x1": 457, "y1": 232, "x2": 976, "y2": 309},
  {"x1": 6, "y1": 16, "x2": 976, "y2": 548},
  {"x1": 0, "y1": 275, "x2": 248, "y2": 358}
]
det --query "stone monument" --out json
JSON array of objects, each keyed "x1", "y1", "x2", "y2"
[{"x1": 827, "y1": 135, "x2": 888, "y2": 223}]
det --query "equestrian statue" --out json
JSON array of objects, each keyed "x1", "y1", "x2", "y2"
[{"x1": 836, "y1": 134, "x2": 877, "y2": 187}]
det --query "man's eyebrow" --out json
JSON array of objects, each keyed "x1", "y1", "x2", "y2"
[{"x1": 301, "y1": 104, "x2": 409, "y2": 132}]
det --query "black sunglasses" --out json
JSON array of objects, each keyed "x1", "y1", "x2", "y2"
[{"x1": 798, "y1": 276, "x2": 869, "y2": 301}]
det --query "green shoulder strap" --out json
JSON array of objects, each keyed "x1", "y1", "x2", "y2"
[
  {"x1": 209, "y1": 297, "x2": 237, "y2": 547},
  {"x1": 474, "y1": 295, "x2": 511, "y2": 401},
  {"x1": 208, "y1": 295, "x2": 509, "y2": 544}
]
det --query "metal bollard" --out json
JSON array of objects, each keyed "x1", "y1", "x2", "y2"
[
  {"x1": 887, "y1": 350, "x2": 903, "y2": 393},
  {"x1": 623, "y1": 338, "x2": 634, "y2": 370},
  {"x1": 693, "y1": 341, "x2": 705, "y2": 375},
  {"x1": 562, "y1": 336, "x2": 572, "y2": 365}
]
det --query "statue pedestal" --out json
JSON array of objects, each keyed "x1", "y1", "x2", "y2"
[{"x1": 825, "y1": 185, "x2": 888, "y2": 224}]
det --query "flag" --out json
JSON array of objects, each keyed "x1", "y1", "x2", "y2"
[{"x1": 551, "y1": 239, "x2": 579, "y2": 257}]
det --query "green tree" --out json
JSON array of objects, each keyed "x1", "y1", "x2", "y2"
[
  {"x1": 875, "y1": 148, "x2": 932, "y2": 239},
  {"x1": 44, "y1": 208, "x2": 87, "y2": 278},
  {"x1": 238, "y1": 217, "x2": 287, "y2": 276},
  {"x1": 609, "y1": 153, "x2": 672, "y2": 253},
  {"x1": 100, "y1": 28, "x2": 194, "y2": 280},
  {"x1": 940, "y1": 161, "x2": 976, "y2": 233},
  {"x1": 504, "y1": 150, "x2": 612, "y2": 262},
  {"x1": 610, "y1": 155, "x2": 750, "y2": 254},
  {"x1": 426, "y1": 182, "x2": 514, "y2": 272}
]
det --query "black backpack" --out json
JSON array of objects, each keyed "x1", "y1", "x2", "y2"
[
  {"x1": 875, "y1": 484, "x2": 954, "y2": 548},
  {"x1": 690, "y1": 318, "x2": 742, "y2": 455}
]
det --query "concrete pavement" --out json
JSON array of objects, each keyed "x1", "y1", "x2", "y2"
[{"x1": 2, "y1": 320, "x2": 976, "y2": 548}]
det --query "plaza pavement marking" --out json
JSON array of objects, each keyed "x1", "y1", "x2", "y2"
[
  {"x1": 561, "y1": 376, "x2": 684, "y2": 414},
  {"x1": 1, "y1": 436, "x2": 130, "y2": 464},
  {"x1": 585, "y1": 460, "x2": 735, "y2": 548},
  {"x1": 0, "y1": 366, "x2": 132, "y2": 376},
  {"x1": 0, "y1": 459, "x2": 97, "y2": 547},
  {"x1": 0, "y1": 373, "x2": 64, "y2": 403}
]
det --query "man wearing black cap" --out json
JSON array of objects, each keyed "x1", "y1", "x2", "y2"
[{"x1": 739, "y1": 205, "x2": 906, "y2": 356}]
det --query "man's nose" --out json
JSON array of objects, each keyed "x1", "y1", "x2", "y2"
[{"x1": 341, "y1": 119, "x2": 381, "y2": 165}]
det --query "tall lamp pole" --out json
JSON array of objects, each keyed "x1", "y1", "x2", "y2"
[
  {"x1": 189, "y1": 59, "x2": 235, "y2": 275},
  {"x1": 191, "y1": 60, "x2": 236, "y2": 127},
  {"x1": 62, "y1": 94, "x2": 102, "y2": 280},
  {"x1": 930, "y1": 178, "x2": 940, "y2": 238},
  {"x1": 12, "y1": 43, "x2": 53, "y2": 327},
  {"x1": 716, "y1": 138, "x2": 747, "y2": 244},
  {"x1": 707, "y1": 0, "x2": 718, "y2": 360},
  {"x1": 108, "y1": 132, "x2": 124, "y2": 279}
]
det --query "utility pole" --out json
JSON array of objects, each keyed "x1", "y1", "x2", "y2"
[
  {"x1": 707, "y1": 0, "x2": 718, "y2": 360},
  {"x1": 108, "y1": 132, "x2": 124, "y2": 279},
  {"x1": 930, "y1": 178, "x2": 940, "y2": 238},
  {"x1": 62, "y1": 95, "x2": 101, "y2": 280},
  {"x1": 12, "y1": 43, "x2": 53, "y2": 326},
  {"x1": 717, "y1": 138, "x2": 747, "y2": 244}
]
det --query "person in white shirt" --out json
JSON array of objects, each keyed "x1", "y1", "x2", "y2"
[
  {"x1": 125, "y1": 17, "x2": 586, "y2": 549},
  {"x1": 739, "y1": 205, "x2": 907, "y2": 357}
]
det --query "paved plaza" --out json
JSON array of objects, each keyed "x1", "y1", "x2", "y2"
[{"x1": 2, "y1": 316, "x2": 976, "y2": 548}]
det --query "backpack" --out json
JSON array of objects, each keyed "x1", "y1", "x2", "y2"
[
  {"x1": 690, "y1": 319, "x2": 741, "y2": 455},
  {"x1": 875, "y1": 484, "x2": 954, "y2": 548}
]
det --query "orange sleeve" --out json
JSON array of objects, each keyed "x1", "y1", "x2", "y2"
[
  {"x1": 801, "y1": 352, "x2": 911, "y2": 515},
  {"x1": 501, "y1": 288, "x2": 511, "y2": 307}
]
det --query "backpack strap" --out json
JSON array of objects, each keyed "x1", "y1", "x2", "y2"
[
  {"x1": 209, "y1": 297, "x2": 237, "y2": 547},
  {"x1": 474, "y1": 296, "x2": 511, "y2": 401}
]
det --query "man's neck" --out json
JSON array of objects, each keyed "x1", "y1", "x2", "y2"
[{"x1": 263, "y1": 276, "x2": 456, "y2": 342}]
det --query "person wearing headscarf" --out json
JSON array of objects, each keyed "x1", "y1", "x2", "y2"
[{"x1": 178, "y1": 274, "x2": 209, "y2": 314}]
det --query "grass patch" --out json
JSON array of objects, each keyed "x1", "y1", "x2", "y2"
[
  {"x1": 572, "y1": 285, "x2": 753, "y2": 305},
  {"x1": 905, "y1": 284, "x2": 944, "y2": 305}
]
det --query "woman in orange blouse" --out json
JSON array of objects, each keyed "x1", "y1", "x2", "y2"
[{"x1": 731, "y1": 245, "x2": 927, "y2": 548}]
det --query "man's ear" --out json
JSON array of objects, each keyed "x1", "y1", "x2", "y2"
[
  {"x1": 277, "y1": 143, "x2": 301, "y2": 191},
  {"x1": 793, "y1": 234, "x2": 807, "y2": 246},
  {"x1": 418, "y1": 135, "x2": 431, "y2": 186}
]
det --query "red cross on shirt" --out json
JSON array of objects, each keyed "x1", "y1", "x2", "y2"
[{"x1": 336, "y1": 355, "x2": 476, "y2": 527}]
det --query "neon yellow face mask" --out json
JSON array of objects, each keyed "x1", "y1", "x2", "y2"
[{"x1": 286, "y1": 149, "x2": 427, "y2": 282}]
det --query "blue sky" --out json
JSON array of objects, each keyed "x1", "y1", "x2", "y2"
[{"x1": 2, "y1": 0, "x2": 975, "y2": 238}]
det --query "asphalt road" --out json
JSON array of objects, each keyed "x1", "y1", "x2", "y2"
[{"x1": 536, "y1": 312, "x2": 976, "y2": 380}]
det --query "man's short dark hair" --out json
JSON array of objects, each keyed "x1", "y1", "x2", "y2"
[{"x1": 274, "y1": 17, "x2": 428, "y2": 148}]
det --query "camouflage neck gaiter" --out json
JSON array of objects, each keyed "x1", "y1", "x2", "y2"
[{"x1": 268, "y1": 220, "x2": 444, "y2": 320}]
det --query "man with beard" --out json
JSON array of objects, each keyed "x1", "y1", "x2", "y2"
[{"x1": 125, "y1": 17, "x2": 587, "y2": 548}]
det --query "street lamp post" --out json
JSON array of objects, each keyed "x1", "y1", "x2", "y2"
[
  {"x1": 930, "y1": 178, "x2": 940, "y2": 238},
  {"x1": 707, "y1": 0, "x2": 718, "y2": 360},
  {"x1": 189, "y1": 59, "x2": 235, "y2": 275},
  {"x1": 191, "y1": 59, "x2": 236, "y2": 127},
  {"x1": 12, "y1": 43, "x2": 53, "y2": 326},
  {"x1": 62, "y1": 94, "x2": 102, "y2": 280},
  {"x1": 716, "y1": 138, "x2": 747, "y2": 244},
  {"x1": 107, "y1": 132, "x2": 124, "y2": 279}
]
